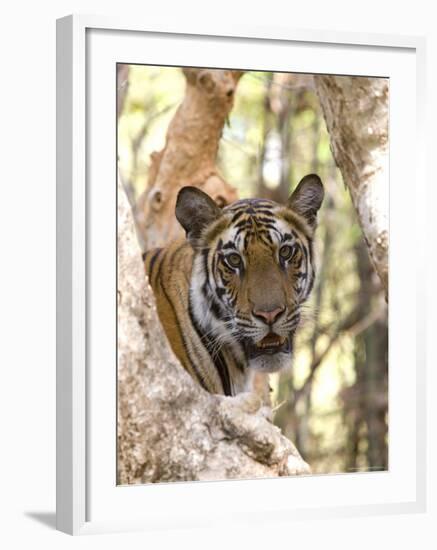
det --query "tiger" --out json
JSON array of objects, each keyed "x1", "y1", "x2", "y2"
[{"x1": 143, "y1": 174, "x2": 324, "y2": 396}]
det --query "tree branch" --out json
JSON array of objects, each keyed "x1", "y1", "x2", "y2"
[{"x1": 135, "y1": 68, "x2": 243, "y2": 250}]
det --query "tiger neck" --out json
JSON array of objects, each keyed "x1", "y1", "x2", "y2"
[{"x1": 188, "y1": 256, "x2": 251, "y2": 395}]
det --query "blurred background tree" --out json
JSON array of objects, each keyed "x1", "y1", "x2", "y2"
[{"x1": 118, "y1": 65, "x2": 388, "y2": 475}]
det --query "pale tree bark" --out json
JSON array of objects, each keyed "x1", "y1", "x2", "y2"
[
  {"x1": 314, "y1": 76, "x2": 389, "y2": 295},
  {"x1": 117, "y1": 176, "x2": 310, "y2": 484},
  {"x1": 117, "y1": 64, "x2": 129, "y2": 119},
  {"x1": 135, "y1": 68, "x2": 242, "y2": 250}
]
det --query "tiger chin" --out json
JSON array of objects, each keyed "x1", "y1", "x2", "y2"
[{"x1": 143, "y1": 174, "x2": 324, "y2": 397}]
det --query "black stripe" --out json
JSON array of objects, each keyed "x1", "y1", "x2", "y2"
[
  {"x1": 234, "y1": 225, "x2": 249, "y2": 239},
  {"x1": 251, "y1": 208, "x2": 275, "y2": 216},
  {"x1": 306, "y1": 274, "x2": 315, "y2": 298},
  {"x1": 234, "y1": 219, "x2": 251, "y2": 229},
  {"x1": 216, "y1": 287, "x2": 226, "y2": 300},
  {"x1": 155, "y1": 253, "x2": 209, "y2": 392},
  {"x1": 253, "y1": 220, "x2": 279, "y2": 231},
  {"x1": 201, "y1": 247, "x2": 211, "y2": 289},
  {"x1": 288, "y1": 311, "x2": 301, "y2": 324},
  {"x1": 231, "y1": 210, "x2": 245, "y2": 223},
  {"x1": 210, "y1": 294, "x2": 227, "y2": 321},
  {"x1": 147, "y1": 248, "x2": 163, "y2": 279},
  {"x1": 188, "y1": 299, "x2": 232, "y2": 396},
  {"x1": 168, "y1": 243, "x2": 189, "y2": 272}
]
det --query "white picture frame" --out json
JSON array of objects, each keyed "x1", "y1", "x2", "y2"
[{"x1": 56, "y1": 14, "x2": 427, "y2": 535}]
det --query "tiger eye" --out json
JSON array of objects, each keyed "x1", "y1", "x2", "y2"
[
  {"x1": 279, "y1": 245, "x2": 294, "y2": 261},
  {"x1": 227, "y1": 253, "x2": 242, "y2": 268}
]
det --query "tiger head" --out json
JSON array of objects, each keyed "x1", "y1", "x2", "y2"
[{"x1": 175, "y1": 174, "x2": 324, "y2": 374}]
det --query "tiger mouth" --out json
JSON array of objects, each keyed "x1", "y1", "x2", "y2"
[{"x1": 244, "y1": 333, "x2": 292, "y2": 359}]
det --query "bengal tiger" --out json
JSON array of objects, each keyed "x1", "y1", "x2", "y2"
[{"x1": 143, "y1": 174, "x2": 324, "y2": 396}]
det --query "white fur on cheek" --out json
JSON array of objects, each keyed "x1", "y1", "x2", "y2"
[{"x1": 190, "y1": 254, "x2": 235, "y2": 345}]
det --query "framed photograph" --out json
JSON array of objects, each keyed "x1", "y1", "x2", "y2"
[{"x1": 56, "y1": 14, "x2": 427, "y2": 535}]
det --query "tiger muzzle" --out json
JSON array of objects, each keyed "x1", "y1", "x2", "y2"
[{"x1": 244, "y1": 332, "x2": 292, "y2": 359}]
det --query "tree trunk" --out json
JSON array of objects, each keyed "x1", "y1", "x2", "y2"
[
  {"x1": 117, "y1": 64, "x2": 129, "y2": 119},
  {"x1": 314, "y1": 76, "x2": 389, "y2": 295},
  {"x1": 117, "y1": 175, "x2": 310, "y2": 484},
  {"x1": 135, "y1": 68, "x2": 242, "y2": 251}
]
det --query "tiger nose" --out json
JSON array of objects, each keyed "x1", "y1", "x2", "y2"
[{"x1": 253, "y1": 306, "x2": 285, "y2": 325}]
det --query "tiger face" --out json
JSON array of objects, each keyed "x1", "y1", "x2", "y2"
[{"x1": 176, "y1": 174, "x2": 324, "y2": 377}]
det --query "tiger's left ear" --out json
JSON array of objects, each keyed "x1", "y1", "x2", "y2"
[
  {"x1": 176, "y1": 186, "x2": 222, "y2": 246},
  {"x1": 288, "y1": 174, "x2": 324, "y2": 228}
]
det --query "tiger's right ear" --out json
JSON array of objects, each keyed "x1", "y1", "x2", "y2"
[{"x1": 176, "y1": 186, "x2": 222, "y2": 245}]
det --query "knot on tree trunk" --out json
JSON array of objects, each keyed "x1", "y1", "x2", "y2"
[{"x1": 217, "y1": 393, "x2": 310, "y2": 473}]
